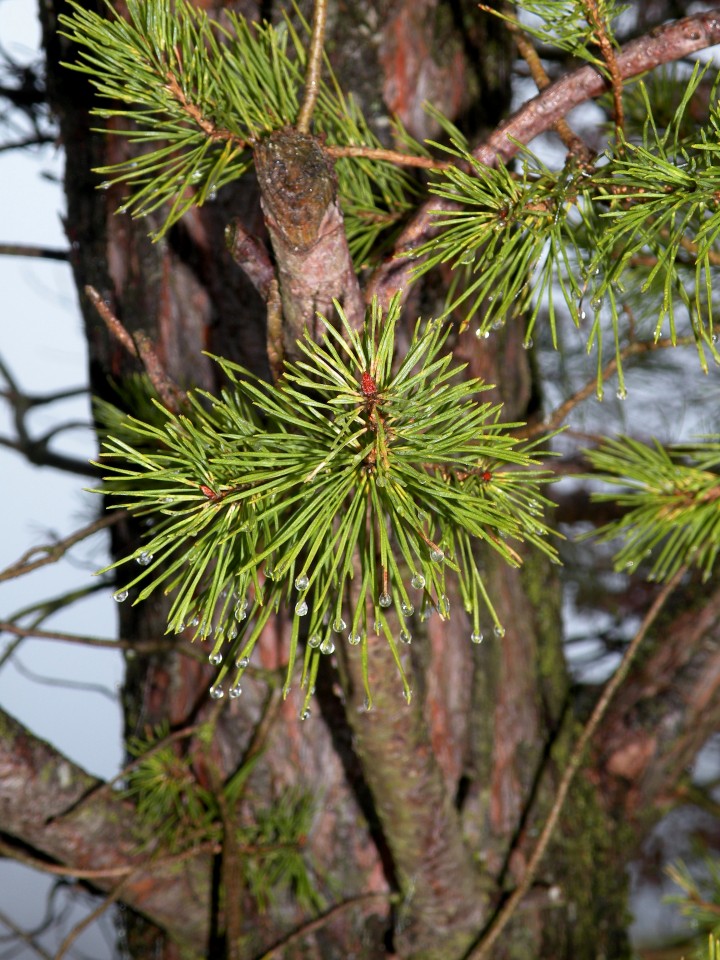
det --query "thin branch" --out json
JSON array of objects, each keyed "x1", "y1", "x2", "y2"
[
  {"x1": 583, "y1": 0, "x2": 625, "y2": 145},
  {"x1": 296, "y1": 0, "x2": 328, "y2": 133},
  {"x1": 324, "y1": 143, "x2": 450, "y2": 170},
  {"x1": 0, "y1": 907, "x2": 53, "y2": 960},
  {"x1": 369, "y1": 9, "x2": 720, "y2": 305},
  {"x1": 0, "y1": 512, "x2": 122, "y2": 583},
  {"x1": 0, "y1": 839, "x2": 132, "y2": 880},
  {"x1": 0, "y1": 621, "x2": 205, "y2": 658},
  {"x1": 0, "y1": 242, "x2": 69, "y2": 261},
  {"x1": 469, "y1": 564, "x2": 688, "y2": 960},
  {"x1": 505, "y1": 17, "x2": 593, "y2": 163},
  {"x1": 256, "y1": 892, "x2": 389, "y2": 960},
  {"x1": 54, "y1": 882, "x2": 126, "y2": 960},
  {"x1": 85, "y1": 285, "x2": 185, "y2": 412},
  {"x1": 517, "y1": 334, "x2": 695, "y2": 440}
]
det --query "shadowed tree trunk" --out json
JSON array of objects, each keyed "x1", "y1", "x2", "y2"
[{"x1": 3, "y1": 1, "x2": 713, "y2": 958}]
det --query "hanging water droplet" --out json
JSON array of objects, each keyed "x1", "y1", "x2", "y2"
[
  {"x1": 616, "y1": 387, "x2": 627, "y2": 400},
  {"x1": 295, "y1": 600, "x2": 309, "y2": 617},
  {"x1": 420, "y1": 605, "x2": 433, "y2": 622},
  {"x1": 136, "y1": 551, "x2": 153, "y2": 566},
  {"x1": 348, "y1": 633, "x2": 362, "y2": 646},
  {"x1": 493, "y1": 624, "x2": 506, "y2": 638},
  {"x1": 332, "y1": 617, "x2": 346, "y2": 633},
  {"x1": 209, "y1": 652, "x2": 223, "y2": 665},
  {"x1": 209, "y1": 685, "x2": 224, "y2": 700},
  {"x1": 300, "y1": 708, "x2": 311, "y2": 720},
  {"x1": 522, "y1": 338, "x2": 533, "y2": 350},
  {"x1": 400, "y1": 630, "x2": 412, "y2": 645},
  {"x1": 200, "y1": 620, "x2": 212, "y2": 637},
  {"x1": 438, "y1": 595, "x2": 450, "y2": 619},
  {"x1": 176, "y1": 622, "x2": 186, "y2": 634},
  {"x1": 403, "y1": 687, "x2": 413, "y2": 704},
  {"x1": 379, "y1": 592, "x2": 392, "y2": 608},
  {"x1": 411, "y1": 573, "x2": 425, "y2": 590},
  {"x1": 400, "y1": 601, "x2": 414, "y2": 617},
  {"x1": 235, "y1": 656, "x2": 250, "y2": 669},
  {"x1": 364, "y1": 697, "x2": 372, "y2": 711},
  {"x1": 430, "y1": 548, "x2": 444, "y2": 562},
  {"x1": 227, "y1": 622, "x2": 238, "y2": 641},
  {"x1": 471, "y1": 630, "x2": 484, "y2": 644},
  {"x1": 228, "y1": 685, "x2": 242, "y2": 699},
  {"x1": 308, "y1": 634, "x2": 322, "y2": 648},
  {"x1": 491, "y1": 318, "x2": 505, "y2": 331},
  {"x1": 320, "y1": 638, "x2": 335, "y2": 655},
  {"x1": 113, "y1": 590, "x2": 129, "y2": 603},
  {"x1": 99, "y1": 181, "x2": 111, "y2": 190},
  {"x1": 190, "y1": 616, "x2": 200, "y2": 628},
  {"x1": 376, "y1": 474, "x2": 388, "y2": 488},
  {"x1": 295, "y1": 574, "x2": 310, "y2": 591}
]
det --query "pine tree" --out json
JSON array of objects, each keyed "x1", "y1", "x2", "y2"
[{"x1": 2, "y1": 1, "x2": 720, "y2": 958}]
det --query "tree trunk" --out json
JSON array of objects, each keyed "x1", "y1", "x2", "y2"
[{"x1": 12, "y1": 1, "x2": 716, "y2": 958}]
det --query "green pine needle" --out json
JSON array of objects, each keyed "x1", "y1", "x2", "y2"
[
  {"x1": 585, "y1": 434, "x2": 720, "y2": 581},
  {"x1": 95, "y1": 297, "x2": 559, "y2": 711}
]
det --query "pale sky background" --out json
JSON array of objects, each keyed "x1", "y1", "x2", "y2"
[
  {"x1": 0, "y1": 0, "x2": 120, "y2": 955},
  {"x1": 0, "y1": 1, "x2": 718, "y2": 956}
]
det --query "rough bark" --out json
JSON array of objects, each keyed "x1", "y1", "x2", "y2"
[{"x1": 0, "y1": 2, "x2": 712, "y2": 960}]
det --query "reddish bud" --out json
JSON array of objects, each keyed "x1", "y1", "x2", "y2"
[
  {"x1": 200, "y1": 484, "x2": 218, "y2": 500},
  {"x1": 360, "y1": 372, "x2": 377, "y2": 397},
  {"x1": 482, "y1": 470, "x2": 492, "y2": 483}
]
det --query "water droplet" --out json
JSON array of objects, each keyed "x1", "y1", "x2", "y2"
[
  {"x1": 376, "y1": 474, "x2": 388, "y2": 488},
  {"x1": 200, "y1": 620, "x2": 212, "y2": 637},
  {"x1": 438, "y1": 595, "x2": 450, "y2": 619},
  {"x1": 295, "y1": 600, "x2": 309, "y2": 617},
  {"x1": 491, "y1": 318, "x2": 505, "y2": 331},
  {"x1": 400, "y1": 601, "x2": 414, "y2": 617},
  {"x1": 379, "y1": 592, "x2": 392, "y2": 608},
  {"x1": 411, "y1": 573, "x2": 426, "y2": 590},
  {"x1": 476, "y1": 328, "x2": 491, "y2": 339},
  {"x1": 591, "y1": 297, "x2": 602, "y2": 310},
  {"x1": 400, "y1": 630, "x2": 412, "y2": 644},
  {"x1": 348, "y1": 633, "x2": 362, "y2": 646},
  {"x1": 616, "y1": 388, "x2": 627, "y2": 400},
  {"x1": 209, "y1": 685, "x2": 224, "y2": 700},
  {"x1": 190, "y1": 616, "x2": 200, "y2": 628},
  {"x1": 308, "y1": 634, "x2": 322, "y2": 648},
  {"x1": 580, "y1": 309, "x2": 587, "y2": 320},
  {"x1": 99, "y1": 181, "x2": 111, "y2": 190},
  {"x1": 430, "y1": 548, "x2": 444, "y2": 562},
  {"x1": 229, "y1": 685, "x2": 242, "y2": 699},
  {"x1": 227, "y1": 622, "x2": 238, "y2": 641},
  {"x1": 295, "y1": 574, "x2": 309, "y2": 591},
  {"x1": 332, "y1": 617, "x2": 346, "y2": 633},
  {"x1": 403, "y1": 687, "x2": 413, "y2": 704},
  {"x1": 364, "y1": 697, "x2": 372, "y2": 711},
  {"x1": 234, "y1": 599, "x2": 248, "y2": 621},
  {"x1": 113, "y1": 590, "x2": 129, "y2": 603},
  {"x1": 493, "y1": 625, "x2": 506, "y2": 638},
  {"x1": 522, "y1": 338, "x2": 533, "y2": 350},
  {"x1": 320, "y1": 638, "x2": 335, "y2": 655},
  {"x1": 236, "y1": 656, "x2": 250, "y2": 669},
  {"x1": 471, "y1": 630, "x2": 484, "y2": 644},
  {"x1": 420, "y1": 605, "x2": 433, "y2": 622},
  {"x1": 209, "y1": 652, "x2": 223, "y2": 665},
  {"x1": 136, "y1": 551, "x2": 153, "y2": 566},
  {"x1": 300, "y1": 708, "x2": 311, "y2": 720}
]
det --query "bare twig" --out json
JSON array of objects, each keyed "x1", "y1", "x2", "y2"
[
  {"x1": 296, "y1": 0, "x2": 328, "y2": 133},
  {"x1": 0, "y1": 906, "x2": 53, "y2": 960},
  {"x1": 257, "y1": 892, "x2": 389, "y2": 960},
  {"x1": 505, "y1": 19, "x2": 593, "y2": 163},
  {"x1": 583, "y1": 0, "x2": 625, "y2": 145},
  {"x1": 85, "y1": 285, "x2": 185, "y2": 412},
  {"x1": 469, "y1": 565, "x2": 688, "y2": 960},
  {"x1": 0, "y1": 512, "x2": 122, "y2": 583},
  {"x1": 517, "y1": 335, "x2": 695, "y2": 440},
  {"x1": 325, "y1": 143, "x2": 450, "y2": 170},
  {"x1": 0, "y1": 621, "x2": 205, "y2": 657},
  {"x1": 0, "y1": 242, "x2": 69, "y2": 261}
]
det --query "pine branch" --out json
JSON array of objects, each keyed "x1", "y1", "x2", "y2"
[
  {"x1": 369, "y1": 10, "x2": 720, "y2": 307},
  {"x1": 96, "y1": 298, "x2": 558, "y2": 707}
]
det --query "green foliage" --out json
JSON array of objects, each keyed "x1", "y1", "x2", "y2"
[
  {"x1": 96, "y1": 297, "x2": 557, "y2": 711},
  {"x1": 486, "y1": 0, "x2": 629, "y2": 72},
  {"x1": 414, "y1": 63, "x2": 720, "y2": 388},
  {"x1": 59, "y1": 0, "x2": 421, "y2": 258},
  {"x1": 584, "y1": 435, "x2": 720, "y2": 582},
  {"x1": 125, "y1": 724, "x2": 322, "y2": 912}
]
